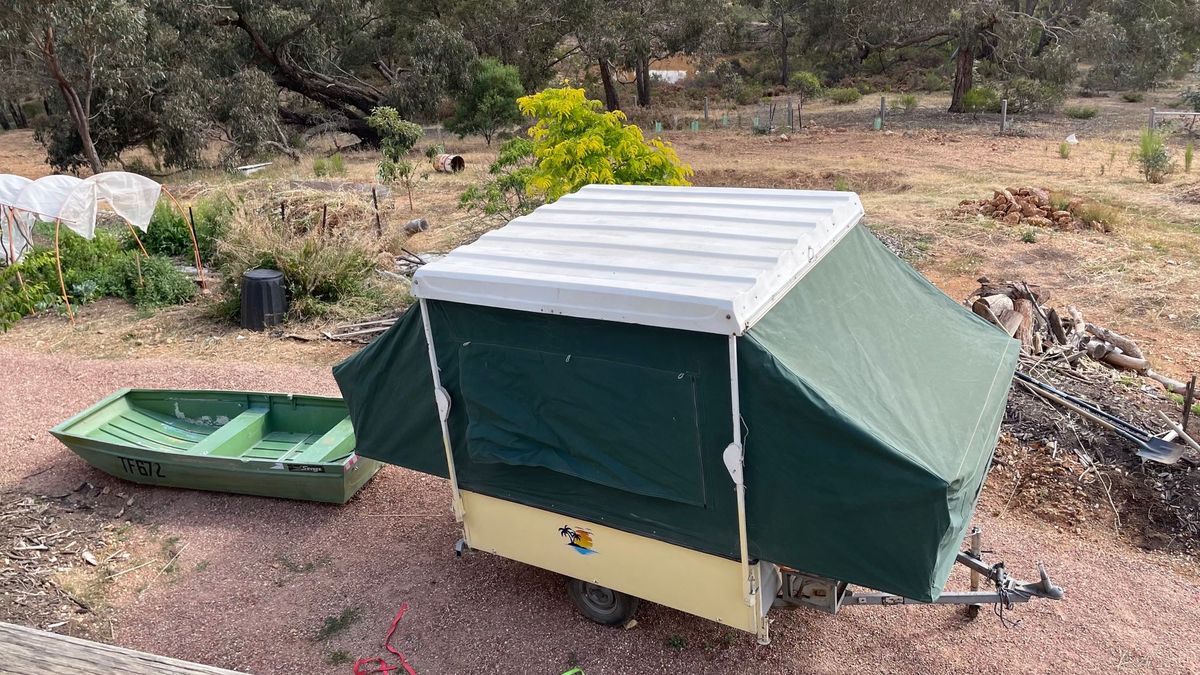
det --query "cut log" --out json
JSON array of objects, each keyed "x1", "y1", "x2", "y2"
[
  {"x1": 998, "y1": 309, "x2": 1024, "y2": 337},
  {"x1": 972, "y1": 294, "x2": 1014, "y2": 321},
  {"x1": 1046, "y1": 307, "x2": 1067, "y2": 344},
  {"x1": 1085, "y1": 324, "x2": 1144, "y2": 359},
  {"x1": 1100, "y1": 351, "x2": 1150, "y2": 372},
  {"x1": 1013, "y1": 298, "x2": 1035, "y2": 350},
  {"x1": 1146, "y1": 369, "x2": 1190, "y2": 396},
  {"x1": 1066, "y1": 305, "x2": 1085, "y2": 336},
  {"x1": 1085, "y1": 340, "x2": 1111, "y2": 360}
]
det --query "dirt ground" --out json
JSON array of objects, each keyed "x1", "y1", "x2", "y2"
[
  {"x1": 3, "y1": 85, "x2": 1200, "y2": 673},
  {"x1": 2, "y1": 346, "x2": 1198, "y2": 674}
]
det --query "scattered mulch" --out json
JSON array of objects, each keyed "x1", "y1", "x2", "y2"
[
  {"x1": 1179, "y1": 182, "x2": 1200, "y2": 204},
  {"x1": 0, "y1": 485, "x2": 134, "y2": 638},
  {"x1": 1001, "y1": 359, "x2": 1199, "y2": 556}
]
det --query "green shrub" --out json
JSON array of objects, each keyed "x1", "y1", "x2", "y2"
[
  {"x1": 424, "y1": 143, "x2": 445, "y2": 160},
  {"x1": 922, "y1": 72, "x2": 945, "y2": 92},
  {"x1": 1021, "y1": 228, "x2": 1037, "y2": 243},
  {"x1": 0, "y1": 263, "x2": 61, "y2": 331},
  {"x1": 21, "y1": 227, "x2": 122, "y2": 299},
  {"x1": 214, "y1": 206, "x2": 401, "y2": 322},
  {"x1": 132, "y1": 197, "x2": 232, "y2": 262},
  {"x1": 1136, "y1": 128, "x2": 1171, "y2": 183},
  {"x1": 890, "y1": 93, "x2": 918, "y2": 113},
  {"x1": 1121, "y1": 92, "x2": 1145, "y2": 103},
  {"x1": 1181, "y1": 88, "x2": 1200, "y2": 113},
  {"x1": 735, "y1": 83, "x2": 764, "y2": 105},
  {"x1": 826, "y1": 88, "x2": 862, "y2": 105},
  {"x1": 1064, "y1": 105, "x2": 1098, "y2": 119},
  {"x1": 962, "y1": 87, "x2": 999, "y2": 115},
  {"x1": 789, "y1": 71, "x2": 822, "y2": 100},
  {"x1": 1002, "y1": 78, "x2": 1063, "y2": 114},
  {"x1": 312, "y1": 157, "x2": 328, "y2": 177},
  {"x1": 446, "y1": 58, "x2": 525, "y2": 145},
  {"x1": 1059, "y1": 142, "x2": 1071, "y2": 159},
  {"x1": 516, "y1": 87, "x2": 692, "y2": 202},
  {"x1": 103, "y1": 252, "x2": 197, "y2": 309},
  {"x1": 328, "y1": 153, "x2": 346, "y2": 176},
  {"x1": 367, "y1": 106, "x2": 424, "y2": 184}
]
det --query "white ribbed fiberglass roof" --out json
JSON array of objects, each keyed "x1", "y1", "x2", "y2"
[{"x1": 413, "y1": 184, "x2": 864, "y2": 335}]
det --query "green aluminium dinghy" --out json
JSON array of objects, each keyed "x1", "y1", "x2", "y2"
[{"x1": 50, "y1": 389, "x2": 380, "y2": 504}]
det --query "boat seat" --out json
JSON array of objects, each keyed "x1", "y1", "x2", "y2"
[
  {"x1": 191, "y1": 407, "x2": 270, "y2": 457},
  {"x1": 285, "y1": 417, "x2": 355, "y2": 464}
]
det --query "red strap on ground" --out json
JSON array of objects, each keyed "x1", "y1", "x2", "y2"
[{"x1": 352, "y1": 603, "x2": 417, "y2": 675}]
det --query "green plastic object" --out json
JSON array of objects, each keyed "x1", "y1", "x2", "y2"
[
  {"x1": 50, "y1": 389, "x2": 380, "y2": 504},
  {"x1": 334, "y1": 225, "x2": 1018, "y2": 601}
]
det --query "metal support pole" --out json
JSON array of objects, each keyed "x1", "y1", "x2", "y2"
[
  {"x1": 704, "y1": 96, "x2": 709, "y2": 121},
  {"x1": 419, "y1": 298, "x2": 465, "y2": 522},
  {"x1": 1149, "y1": 107, "x2": 1156, "y2": 130},
  {"x1": 724, "y1": 335, "x2": 761, "y2": 641},
  {"x1": 1000, "y1": 99, "x2": 1008, "y2": 133},
  {"x1": 879, "y1": 96, "x2": 886, "y2": 126}
]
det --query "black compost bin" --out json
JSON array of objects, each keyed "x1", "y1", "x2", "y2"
[{"x1": 240, "y1": 269, "x2": 287, "y2": 331}]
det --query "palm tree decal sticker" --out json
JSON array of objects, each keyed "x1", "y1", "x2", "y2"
[{"x1": 559, "y1": 525, "x2": 596, "y2": 555}]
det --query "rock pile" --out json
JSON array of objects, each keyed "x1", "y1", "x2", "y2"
[{"x1": 961, "y1": 186, "x2": 1111, "y2": 232}]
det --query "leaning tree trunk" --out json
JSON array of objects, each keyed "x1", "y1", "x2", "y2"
[
  {"x1": 599, "y1": 59, "x2": 621, "y2": 111},
  {"x1": 40, "y1": 29, "x2": 102, "y2": 173},
  {"x1": 635, "y1": 57, "x2": 651, "y2": 107},
  {"x1": 10, "y1": 101, "x2": 28, "y2": 128},
  {"x1": 0, "y1": 104, "x2": 10, "y2": 131},
  {"x1": 948, "y1": 41, "x2": 975, "y2": 113}
]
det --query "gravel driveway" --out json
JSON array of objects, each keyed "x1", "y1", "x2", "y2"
[{"x1": 2, "y1": 345, "x2": 1198, "y2": 674}]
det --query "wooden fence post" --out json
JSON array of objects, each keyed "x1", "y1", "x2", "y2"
[{"x1": 1148, "y1": 108, "x2": 1156, "y2": 130}]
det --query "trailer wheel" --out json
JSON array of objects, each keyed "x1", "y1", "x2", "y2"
[{"x1": 567, "y1": 578, "x2": 640, "y2": 626}]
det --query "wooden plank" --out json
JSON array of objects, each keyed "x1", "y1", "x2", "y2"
[{"x1": 0, "y1": 622, "x2": 245, "y2": 674}]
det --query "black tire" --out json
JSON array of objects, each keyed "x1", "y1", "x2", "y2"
[{"x1": 567, "y1": 578, "x2": 640, "y2": 626}]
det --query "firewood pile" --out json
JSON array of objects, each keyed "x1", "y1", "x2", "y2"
[
  {"x1": 966, "y1": 277, "x2": 1194, "y2": 399},
  {"x1": 959, "y1": 186, "x2": 1111, "y2": 232}
]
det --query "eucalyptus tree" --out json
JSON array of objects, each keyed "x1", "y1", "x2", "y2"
[
  {"x1": 842, "y1": 0, "x2": 1094, "y2": 112},
  {"x1": 572, "y1": 0, "x2": 726, "y2": 109},
  {"x1": 0, "y1": 0, "x2": 153, "y2": 173}
]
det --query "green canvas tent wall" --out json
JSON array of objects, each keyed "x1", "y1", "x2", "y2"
[{"x1": 334, "y1": 185, "x2": 1018, "y2": 602}]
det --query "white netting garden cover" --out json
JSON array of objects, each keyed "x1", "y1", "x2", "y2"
[
  {"x1": 0, "y1": 172, "x2": 163, "y2": 263},
  {"x1": 0, "y1": 174, "x2": 33, "y2": 263},
  {"x1": 11, "y1": 175, "x2": 86, "y2": 228}
]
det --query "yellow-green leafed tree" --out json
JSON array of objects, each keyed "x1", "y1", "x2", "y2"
[{"x1": 517, "y1": 87, "x2": 692, "y2": 202}]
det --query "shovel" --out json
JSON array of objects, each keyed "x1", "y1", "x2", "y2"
[{"x1": 1014, "y1": 372, "x2": 1183, "y2": 465}]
